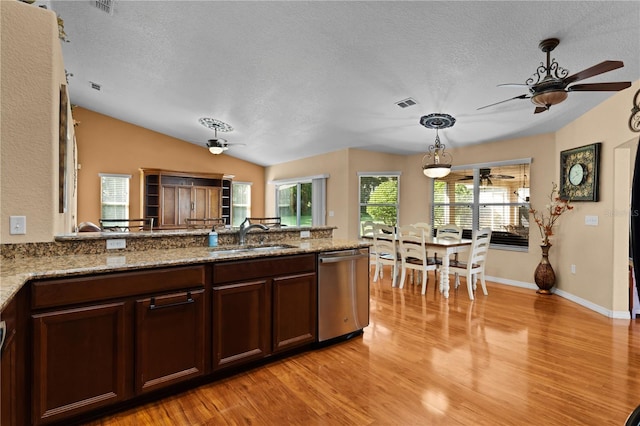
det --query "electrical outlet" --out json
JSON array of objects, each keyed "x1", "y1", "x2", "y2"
[
  {"x1": 300, "y1": 230, "x2": 311, "y2": 239},
  {"x1": 9, "y1": 216, "x2": 26, "y2": 235},
  {"x1": 571, "y1": 264, "x2": 576, "y2": 274},
  {"x1": 106, "y1": 239, "x2": 126, "y2": 250},
  {"x1": 585, "y1": 215, "x2": 599, "y2": 226}
]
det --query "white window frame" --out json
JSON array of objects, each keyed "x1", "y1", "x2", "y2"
[
  {"x1": 99, "y1": 173, "x2": 131, "y2": 224},
  {"x1": 431, "y1": 159, "x2": 531, "y2": 251},
  {"x1": 231, "y1": 181, "x2": 252, "y2": 227},
  {"x1": 270, "y1": 174, "x2": 327, "y2": 226},
  {"x1": 358, "y1": 172, "x2": 401, "y2": 236}
]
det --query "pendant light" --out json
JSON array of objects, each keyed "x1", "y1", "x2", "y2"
[{"x1": 420, "y1": 113, "x2": 455, "y2": 178}]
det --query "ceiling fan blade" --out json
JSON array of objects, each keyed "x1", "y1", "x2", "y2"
[
  {"x1": 564, "y1": 60, "x2": 624, "y2": 85},
  {"x1": 489, "y1": 174, "x2": 515, "y2": 179},
  {"x1": 568, "y1": 81, "x2": 632, "y2": 92},
  {"x1": 534, "y1": 106, "x2": 547, "y2": 114},
  {"x1": 477, "y1": 94, "x2": 530, "y2": 110},
  {"x1": 497, "y1": 83, "x2": 529, "y2": 88}
]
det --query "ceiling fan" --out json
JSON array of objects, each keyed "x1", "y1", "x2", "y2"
[
  {"x1": 459, "y1": 168, "x2": 515, "y2": 185},
  {"x1": 478, "y1": 38, "x2": 632, "y2": 114},
  {"x1": 198, "y1": 117, "x2": 243, "y2": 155}
]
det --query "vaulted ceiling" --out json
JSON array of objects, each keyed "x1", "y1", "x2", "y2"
[{"x1": 48, "y1": 0, "x2": 640, "y2": 166}]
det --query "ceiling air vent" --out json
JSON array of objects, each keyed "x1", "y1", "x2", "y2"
[
  {"x1": 395, "y1": 98, "x2": 418, "y2": 108},
  {"x1": 93, "y1": 0, "x2": 114, "y2": 15},
  {"x1": 90, "y1": 81, "x2": 101, "y2": 91}
]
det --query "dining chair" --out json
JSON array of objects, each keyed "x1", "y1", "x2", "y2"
[
  {"x1": 412, "y1": 222, "x2": 432, "y2": 237},
  {"x1": 431, "y1": 223, "x2": 464, "y2": 268},
  {"x1": 448, "y1": 227, "x2": 492, "y2": 300},
  {"x1": 397, "y1": 225, "x2": 438, "y2": 294},
  {"x1": 361, "y1": 220, "x2": 376, "y2": 238},
  {"x1": 372, "y1": 224, "x2": 399, "y2": 287},
  {"x1": 362, "y1": 220, "x2": 377, "y2": 270}
]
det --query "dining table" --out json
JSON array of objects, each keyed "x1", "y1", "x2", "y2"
[
  {"x1": 366, "y1": 230, "x2": 473, "y2": 298},
  {"x1": 424, "y1": 236, "x2": 473, "y2": 298}
]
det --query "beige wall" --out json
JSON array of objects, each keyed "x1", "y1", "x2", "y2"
[
  {"x1": 265, "y1": 148, "x2": 425, "y2": 240},
  {"x1": 265, "y1": 150, "x2": 350, "y2": 238},
  {"x1": 555, "y1": 80, "x2": 640, "y2": 312},
  {"x1": 73, "y1": 108, "x2": 265, "y2": 226},
  {"x1": 0, "y1": 0, "x2": 74, "y2": 243}
]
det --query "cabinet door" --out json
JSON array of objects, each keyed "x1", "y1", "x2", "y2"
[
  {"x1": 193, "y1": 186, "x2": 209, "y2": 219},
  {"x1": 212, "y1": 280, "x2": 270, "y2": 370},
  {"x1": 177, "y1": 186, "x2": 193, "y2": 226},
  {"x1": 207, "y1": 187, "x2": 221, "y2": 219},
  {"x1": 272, "y1": 272, "x2": 317, "y2": 353},
  {"x1": 135, "y1": 289, "x2": 206, "y2": 395},
  {"x1": 161, "y1": 185, "x2": 178, "y2": 226},
  {"x1": 1, "y1": 296, "x2": 19, "y2": 426},
  {"x1": 32, "y1": 302, "x2": 131, "y2": 425}
]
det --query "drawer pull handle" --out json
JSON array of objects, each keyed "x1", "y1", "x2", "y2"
[{"x1": 149, "y1": 292, "x2": 194, "y2": 310}]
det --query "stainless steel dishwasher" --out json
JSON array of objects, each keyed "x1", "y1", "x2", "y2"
[{"x1": 317, "y1": 248, "x2": 370, "y2": 342}]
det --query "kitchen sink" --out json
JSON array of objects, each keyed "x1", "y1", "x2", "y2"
[{"x1": 210, "y1": 244, "x2": 297, "y2": 255}]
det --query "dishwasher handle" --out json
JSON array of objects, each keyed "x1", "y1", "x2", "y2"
[{"x1": 319, "y1": 253, "x2": 369, "y2": 263}]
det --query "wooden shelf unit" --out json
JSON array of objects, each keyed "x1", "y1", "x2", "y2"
[{"x1": 140, "y1": 169, "x2": 231, "y2": 229}]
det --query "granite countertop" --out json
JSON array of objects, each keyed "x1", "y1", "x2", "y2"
[{"x1": 0, "y1": 238, "x2": 370, "y2": 311}]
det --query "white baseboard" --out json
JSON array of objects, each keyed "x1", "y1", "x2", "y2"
[{"x1": 486, "y1": 275, "x2": 631, "y2": 320}]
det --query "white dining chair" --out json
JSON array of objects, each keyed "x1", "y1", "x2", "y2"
[
  {"x1": 431, "y1": 223, "x2": 464, "y2": 271},
  {"x1": 397, "y1": 225, "x2": 438, "y2": 294},
  {"x1": 362, "y1": 220, "x2": 377, "y2": 269},
  {"x1": 448, "y1": 228, "x2": 492, "y2": 300},
  {"x1": 372, "y1": 224, "x2": 399, "y2": 287}
]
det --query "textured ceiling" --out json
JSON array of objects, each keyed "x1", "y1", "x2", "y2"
[{"x1": 48, "y1": 0, "x2": 640, "y2": 167}]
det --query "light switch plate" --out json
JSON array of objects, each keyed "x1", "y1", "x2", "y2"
[
  {"x1": 9, "y1": 216, "x2": 26, "y2": 235},
  {"x1": 106, "y1": 239, "x2": 126, "y2": 250},
  {"x1": 585, "y1": 215, "x2": 599, "y2": 226}
]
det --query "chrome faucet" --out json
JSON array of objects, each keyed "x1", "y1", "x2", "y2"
[{"x1": 239, "y1": 218, "x2": 269, "y2": 245}]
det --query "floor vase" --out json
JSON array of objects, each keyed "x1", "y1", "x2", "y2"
[{"x1": 534, "y1": 243, "x2": 555, "y2": 294}]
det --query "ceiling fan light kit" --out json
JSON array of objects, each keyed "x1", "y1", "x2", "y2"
[
  {"x1": 478, "y1": 38, "x2": 631, "y2": 114},
  {"x1": 420, "y1": 113, "x2": 455, "y2": 179}
]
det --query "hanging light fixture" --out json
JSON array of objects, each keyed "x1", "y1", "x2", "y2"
[{"x1": 420, "y1": 113, "x2": 456, "y2": 178}]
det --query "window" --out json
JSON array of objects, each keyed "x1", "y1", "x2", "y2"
[
  {"x1": 100, "y1": 174, "x2": 130, "y2": 226},
  {"x1": 232, "y1": 182, "x2": 252, "y2": 227},
  {"x1": 273, "y1": 175, "x2": 327, "y2": 227},
  {"x1": 359, "y1": 173, "x2": 400, "y2": 236},
  {"x1": 432, "y1": 161, "x2": 530, "y2": 249}
]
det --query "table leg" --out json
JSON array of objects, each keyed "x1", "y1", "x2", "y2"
[{"x1": 440, "y1": 251, "x2": 451, "y2": 298}]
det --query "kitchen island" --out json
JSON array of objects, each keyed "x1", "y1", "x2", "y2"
[{"x1": 0, "y1": 227, "x2": 370, "y2": 425}]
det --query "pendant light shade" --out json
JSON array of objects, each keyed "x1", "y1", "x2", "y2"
[{"x1": 420, "y1": 113, "x2": 455, "y2": 179}]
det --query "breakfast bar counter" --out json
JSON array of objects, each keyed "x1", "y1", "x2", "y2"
[{"x1": 0, "y1": 237, "x2": 369, "y2": 311}]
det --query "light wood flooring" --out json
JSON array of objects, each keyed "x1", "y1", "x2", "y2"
[{"x1": 84, "y1": 268, "x2": 640, "y2": 425}]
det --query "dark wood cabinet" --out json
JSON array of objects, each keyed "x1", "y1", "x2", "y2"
[
  {"x1": 212, "y1": 280, "x2": 270, "y2": 370},
  {"x1": 135, "y1": 289, "x2": 206, "y2": 394},
  {"x1": 29, "y1": 265, "x2": 207, "y2": 425},
  {"x1": 272, "y1": 272, "x2": 317, "y2": 353},
  {"x1": 212, "y1": 254, "x2": 317, "y2": 371},
  {"x1": 3, "y1": 253, "x2": 322, "y2": 425},
  {"x1": 160, "y1": 185, "x2": 221, "y2": 228},
  {"x1": 1, "y1": 289, "x2": 27, "y2": 426},
  {"x1": 141, "y1": 169, "x2": 224, "y2": 229},
  {"x1": 32, "y1": 301, "x2": 132, "y2": 425}
]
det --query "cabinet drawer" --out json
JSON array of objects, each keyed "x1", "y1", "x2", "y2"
[
  {"x1": 31, "y1": 265, "x2": 207, "y2": 310},
  {"x1": 213, "y1": 254, "x2": 316, "y2": 285}
]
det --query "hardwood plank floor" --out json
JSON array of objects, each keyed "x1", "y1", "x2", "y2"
[{"x1": 83, "y1": 268, "x2": 640, "y2": 425}]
